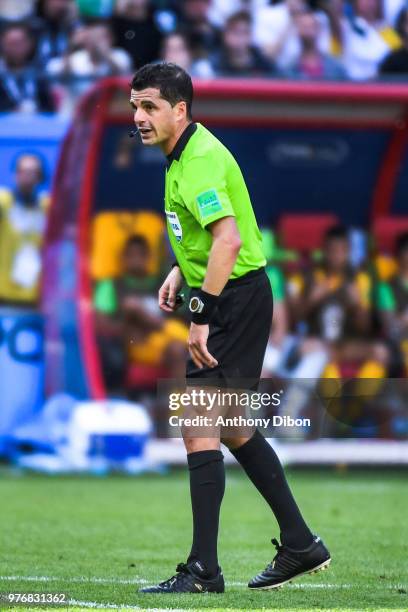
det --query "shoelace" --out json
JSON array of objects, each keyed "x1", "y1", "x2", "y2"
[
  {"x1": 159, "y1": 563, "x2": 190, "y2": 589},
  {"x1": 265, "y1": 538, "x2": 294, "y2": 572}
]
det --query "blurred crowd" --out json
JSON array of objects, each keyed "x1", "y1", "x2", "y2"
[
  {"x1": 0, "y1": 0, "x2": 408, "y2": 114},
  {"x1": 262, "y1": 225, "x2": 408, "y2": 382},
  {"x1": 90, "y1": 215, "x2": 408, "y2": 400}
]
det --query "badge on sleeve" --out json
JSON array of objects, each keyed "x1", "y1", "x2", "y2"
[
  {"x1": 196, "y1": 189, "x2": 222, "y2": 219},
  {"x1": 166, "y1": 210, "x2": 182, "y2": 242}
]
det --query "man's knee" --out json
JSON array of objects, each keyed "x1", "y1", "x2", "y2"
[{"x1": 183, "y1": 437, "x2": 220, "y2": 454}]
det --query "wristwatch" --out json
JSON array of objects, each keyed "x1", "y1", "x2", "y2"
[
  {"x1": 188, "y1": 290, "x2": 219, "y2": 324},
  {"x1": 189, "y1": 296, "x2": 205, "y2": 314}
]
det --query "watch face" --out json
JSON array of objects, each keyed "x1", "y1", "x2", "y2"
[{"x1": 189, "y1": 296, "x2": 204, "y2": 313}]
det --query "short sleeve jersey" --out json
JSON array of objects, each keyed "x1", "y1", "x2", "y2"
[{"x1": 164, "y1": 122, "x2": 266, "y2": 288}]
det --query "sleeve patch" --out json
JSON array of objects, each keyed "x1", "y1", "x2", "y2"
[{"x1": 196, "y1": 189, "x2": 223, "y2": 218}]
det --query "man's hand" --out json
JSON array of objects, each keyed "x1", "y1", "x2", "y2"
[
  {"x1": 188, "y1": 322, "x2": 218, "y2": 369},
  {"x1": 158, "y1": 266, "x2": 184, "y2": 312}
]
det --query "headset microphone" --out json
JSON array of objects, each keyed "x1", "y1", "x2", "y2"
[{"x1": 128, "y1": 129, "x2": 138, "y2": 138}]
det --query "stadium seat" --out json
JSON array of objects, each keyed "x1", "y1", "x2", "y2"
[
  {"x1": 90, "y1": 210, "x2": 166, "y2": 280},
  {"x1": 277, "y1": 214, "x2": 339, "y2": 253},
  {"x1": 371, "y1": 216, "x2": 408, "y2": 253}
]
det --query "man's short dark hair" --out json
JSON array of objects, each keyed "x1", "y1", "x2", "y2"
[
  {"x1": 163, "y1": 29, "x2": 193, "y2": 53},
  {"x1": 131, "y1": 62, "x2": 193, "y2": 121},
  {"x1": 0, "y1": 21, "x2": 33, "y2": 40},
  {"x1": 225, "y1": 10, "x2": 252, "y2": 29},
  {"x1": 124, "y1": 234, "x2": 150, "y2": 253},
  {"x1": 396, "y1": 231, "x2": 408, "y2": 256},
  {"x1": 324, "y1": 225, "x2": 349, "y2": 243}
]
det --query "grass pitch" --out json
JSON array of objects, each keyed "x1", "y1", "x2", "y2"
[{"x1": 0, "y1": 468, "x2": 407, "y2": 611}]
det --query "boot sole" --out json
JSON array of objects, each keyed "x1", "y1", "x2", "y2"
[{"x1": 248, "y1": 557, "x2": 332, "y2": 590}]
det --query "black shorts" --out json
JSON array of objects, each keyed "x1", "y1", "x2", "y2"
[{"x1": 186, "y1": 267, "x2": 273, "y2": 385}]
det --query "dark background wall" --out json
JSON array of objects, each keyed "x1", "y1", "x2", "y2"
[{"x1": 94, "y1": 124, "x2": 401, "y2": 226}]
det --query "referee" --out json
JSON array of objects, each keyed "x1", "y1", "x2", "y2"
[{"x1": 130, "y1": 62, "x2": 331, "y2": 594}]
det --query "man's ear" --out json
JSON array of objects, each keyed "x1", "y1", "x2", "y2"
[{"x1": 175, "y1": 100, "x2": 187, "y2": 120}]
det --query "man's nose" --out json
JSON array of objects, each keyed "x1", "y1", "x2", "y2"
[{"x1": 134, "y1": 108, "x2": 146, "y2": 124}]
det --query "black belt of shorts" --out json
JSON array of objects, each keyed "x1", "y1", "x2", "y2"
[{"x1": 224, "y1": 266, "x2": 265, "y2": 288}]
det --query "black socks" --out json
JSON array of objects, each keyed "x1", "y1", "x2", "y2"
[
  {"x1": 185, "y1": 434, "x2": 311, "y2": 575},
  {"x1": 230, "y1": 430, "x2": 313, "y2": 549},
  {"x1": 187, "y1": 450, "x2": 225, "y2": 577}
]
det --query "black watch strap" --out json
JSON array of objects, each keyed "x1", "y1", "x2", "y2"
[{"x1": 189, "y1": 289, "x2": 219, "y2": 325}]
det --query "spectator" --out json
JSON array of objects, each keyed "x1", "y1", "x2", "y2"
[
  {"x1": 111, "y1": 0, "x2": 163, "y2": 68},
  {"x1": 0, "y1": 23, "x2": 55, "y2": 112},
  {"x1": 377, "y1": 232, "x2": 408, "y2": 376},
  {"x1": 0, "y1": 154, "x2": 49, "y2": 306},
  {"x1": 288, "y1": 225, "x2": 388, "y2": 380},
  {"x1": 178, "y1": 0, "x2": 221, "y2": 55},
  {"x1": 34, "y1": 0, "x2": 79, "y2": 67},
  {"x1": 380, "y1": 7, "x2": 408, "y2": 75},
  {"x1": 160, "y1": 31, "x2": 214, "y2": 77},
  {"x1": 94, "y1": 235, "x2": 188, "y2": 392},
  {"x1": 46, "y1": 21, "x2": 132, "y2": 97},
  {"x1": 342, "y1": 0, "x2": 402, "y2": 80},
  {"x1": 210, "y1": 10, "x2": 274, "y2": 76},
  {"x1": 253, "y1": 0, "x2": 339, "y2": 71},
  {"x1": 284, "y1": 10, "x2": 346, "y2": 79},
  {"x1": 276, "y1": 226, "x2": 389, "y2": 429}
]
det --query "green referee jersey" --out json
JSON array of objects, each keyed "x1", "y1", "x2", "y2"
[{"x1": 164, "y1": 122, "x2": 266, "y2": 288}]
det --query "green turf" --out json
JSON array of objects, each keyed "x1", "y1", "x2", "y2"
[{"x1": 0, "y1": 468, "x2": 407, "y2": 611}]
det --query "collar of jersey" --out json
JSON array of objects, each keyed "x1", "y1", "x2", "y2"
[{"x1": 166, "y1": 122, "x2": 197, "y2": 167}]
